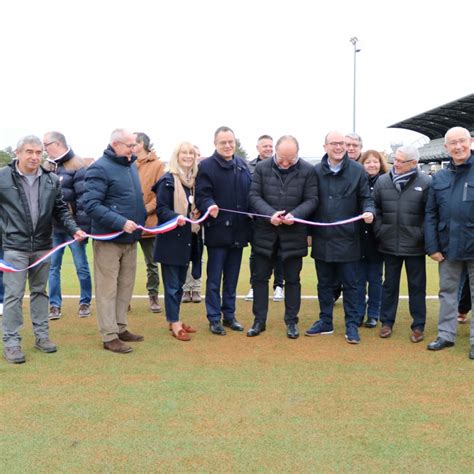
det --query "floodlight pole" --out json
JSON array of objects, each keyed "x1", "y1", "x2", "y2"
[{"x1": 350, "y1": 36, "x2": 361, "y2": 133}]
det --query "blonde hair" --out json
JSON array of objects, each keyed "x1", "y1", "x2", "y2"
[{"x1": 168, "y1": 141, "x2": 198, "y2": 177}]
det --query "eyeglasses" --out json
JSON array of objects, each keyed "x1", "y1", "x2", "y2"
[
  {"x1": 446, "y1": 137, "x2": 470, "y2": 147},
  {"x1": 393, "y1": 158, "x2": 415, "y2": 164},
  {"x1": 117, "y1": 141, "x2": 137, "y2": 149},
  {"x1": 276, "y1": 154, "x2": 298, "y2": 164},
  {"x1": 43, "y1": 141, "x2": 56, "y2": 148},
  {"x1": 345, "y1": 143, "x2": 361, "y2": 148},
  {"x1": 327, "y1": 141, "x2": 345, "y2": 147}
]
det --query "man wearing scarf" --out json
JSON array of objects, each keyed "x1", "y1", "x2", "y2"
[{"x1": 373, "y1": 145, "x2": 431, "y2": 343}]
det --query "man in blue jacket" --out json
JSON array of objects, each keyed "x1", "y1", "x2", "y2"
[
  {"x1": 84, "y1": 129, "x2": 146, "y2": 354},
  {"x1": 305, "y1": 131, "x2": 375, "y2": 344},
  {"x1": 425, "y1": 126, "x2": 474, "y2": 359},
  {"x1": 196, "y1": 126, "x2": 252, "y2": 335}
]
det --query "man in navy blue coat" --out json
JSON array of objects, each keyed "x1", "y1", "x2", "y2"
[
  {"x1": 84, "y1": 129, "x2": 146, "y2": 354},
  {"x1": 195, "y1": 126, "x2": 252, "y2": 335}
]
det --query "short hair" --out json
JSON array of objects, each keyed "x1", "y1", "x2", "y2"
[
  {"x1": 444, "y1": 126, "x2": 471, "y2": 143},
  {"x1": 110, "y1": 128, "x2": 128, "y2": 144},
  {"x1": 168, "y1": 141, "x2": 198, "y2": 178},
  {"x1": 275, "y1": 135, "x2": 299, "y2": 153},
  {"x1": 214, "y1": 126, "x2": 235, "y2": 140},
  {"x1": 16, "y1": 135, "x2": 42, "y2": 152},
  {"x1": 257, "y1": 134, "x2": 273, "y2": 143},
  {"x1": 396, "y1": 145, "x2": 419, "y2": 162},
  {"x1": 360, "y1": 149, "x2": 389, "y2": 174},
  {"x1": 135, "y1": 132, "x2": 153, "y2": 153},
  {"x1": 45, "y1": 131, "x2": 67, "y2": 147},
  {"x1": 345, "y1": 132, "x2": 363, "y2": 146},
  {"x1": 324, "y1": 130, "x2": 345, "y2": 144}
]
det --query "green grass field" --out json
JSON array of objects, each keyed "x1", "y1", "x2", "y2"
[{"x1": 0, "y1": 246, "x2": 472, "y2": 472}]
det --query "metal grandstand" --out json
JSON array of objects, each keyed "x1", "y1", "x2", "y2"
[{"x1": 388, "y1": 93, "x2": 474, "y2": 164}]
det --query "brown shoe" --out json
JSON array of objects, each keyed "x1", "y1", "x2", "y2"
[
  {"x1": 191, "y1": 291, "x2": 202, "y2": 303},
  {"x1": 182, "y1": 291, "x2": 192, "y2": 303},
  {"x1": 149, "y1": 295, "x2": 162, "y2": 313},
  {"x1": 457, "y1": 313, "x2": 468, "y2": 324},
  {"x1": 103, "y1": 338, "x2": 132, "y2": 353},
  {"x1": 118, "y1": 330, "x2": 144, "y2": 342},
  {"x1": 379, "y1": 325, "x2": 392, "y2": 338},
  {"x1": 410, "y1": 328, "x2": 424, "y2": 343},
  {"x1": 171, "y1": 328, "x2": 191, "y2": 341}
]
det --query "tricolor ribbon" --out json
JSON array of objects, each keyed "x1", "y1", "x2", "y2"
[{"x1": 0, "y1": 207, "x2": 361, "y2": 272}]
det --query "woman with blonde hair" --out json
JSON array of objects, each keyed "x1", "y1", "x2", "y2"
[{"x1": 152, "y1": 142, "x2": 200, "y2": 341}]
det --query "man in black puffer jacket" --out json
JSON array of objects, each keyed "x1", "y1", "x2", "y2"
[
  {"x1": 0, "y1": 135, "x2": 86, "y2": 364},
  {"x1": 373, "y1": 145, "x2": 431, "y2": 343},
  {"x1": 43, "y1": 131, "x2": 92, "y2": 320},
  {"x1": 248, "y1": 135, "x2": 318, "y2": 339},
  {"x1": 84, "y1": 129, "x2": 146, "y2": 354}
]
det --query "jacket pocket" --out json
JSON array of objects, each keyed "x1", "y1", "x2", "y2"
[{"x1": 462, "y1": 182, "x2": 474, "y2": 202}]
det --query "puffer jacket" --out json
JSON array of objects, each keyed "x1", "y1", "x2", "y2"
[
  {"x1": 311, "y1": 154, "x2": 375, "y2": 262},
  {"x1": 249, "y1": 157, "x2": 318, "y2": 260},
  {"x1": 373, "y1": 169, "x2": 431, "y2": 256},
  {"x1": 425, "y1": 153, "x2": 474, "y2": 260},
  {"x1": 44, "y1": 148, "x2": 91, "y2": 233},
  {"x1": 0, "y1": 160, "x2": 78, "y2": 251},
  {"x1": 83, "y1": 146, "x2": 146, "y2": 244}
]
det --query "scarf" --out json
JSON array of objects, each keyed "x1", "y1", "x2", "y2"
[
  {"x1": 172, "y1": 170, "x2": 200, "y2": 233},
  {"x1": 390, "y1": 168, "x2": 417, "y2": 192}
]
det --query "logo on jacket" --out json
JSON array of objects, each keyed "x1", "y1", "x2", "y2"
[{"x1": 414, "y1": 186, "x2": 423, "y2": 191}]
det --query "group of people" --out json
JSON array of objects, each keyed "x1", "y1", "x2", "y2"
[{"x1": 0, "y1": 126, "x2": 473, "y2": 363}]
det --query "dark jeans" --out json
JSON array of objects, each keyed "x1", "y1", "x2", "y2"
[
  {"x1": 249, "y1": 247, "x2": 284, "y2": 289},
  {"x1": 315, "y1": 260, "x2": 360, "y2": 329},
  {"x1": 458, "y1": 273, "x2": 471, "y2": 314},
  {"x1": 205, "y1": 247, "x2": 243, "y2": 323},
  {"x1": 252, "y1": 253, "x2": 302, "y2": 325},
  {"x1": 380, "y1": 254, "x2": 426, "y2": 330},
  {"x1": 356, "y1": 258, "x2": 383, "y2": 322},
  {"x1": 161, "y1": 263, "x2": 188, "y2": 323}
]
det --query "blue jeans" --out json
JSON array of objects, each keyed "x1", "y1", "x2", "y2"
[
  {"x1": 161, "y1": 264, "x2": 188, "y2": 323},
  {"x1": 315, "y1": 260, "x2": 360, "y2": 329},
  {"x1": 0, "y1": 249, "x2": 4, "y2": 304},
  {"x1": 48, "y1": 231, "x2": 92, "y2": 307},
  {"x1": 205, "y1": 247, "x2": 243, "y2": 323},
  {"x1": 356, "y1": 259, "x2": 383, "y2": 322}
]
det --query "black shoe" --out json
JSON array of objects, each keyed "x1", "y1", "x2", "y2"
[
  {"x1": 287, "y1": 323, "x2": 299, "y2": 339},
  {"x1": 427, "y1": 337, "x2": 455, "y2": 351},
  {"x1": 365, "y1": 318, "x2": 377, "y2": 328},
  {"x1": 209, "y1": 322, "x2": 226, "y2": 335},
  {"x1": 223, "y1": 318, "x2": 244, "y2": 331},
  {"x1": 469, "y1": 345, "x2": 474, "y2": 360},
  {"x1": 247, "y1": 321, "x2": 266, "y2": 337}
]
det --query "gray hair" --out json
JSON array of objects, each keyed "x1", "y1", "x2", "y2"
[
  {"x1": 16, "y1": 135, "x2": 42, "y2": 152},
  {"x1": 275, "y1": 135, "x2": 299, "y2": 153},
  {"x1": 397, "y1": 145, "x2": 419, "y2": 162},
  {"x1": 45, "y1": 131, "x2": 67, "y2": 147},
  {"x1": 444, "y1": 127, "x2": 471, "y2": 143},
  {"x1": 345, "y1": 132, "x2": 363, "y2": 146}
]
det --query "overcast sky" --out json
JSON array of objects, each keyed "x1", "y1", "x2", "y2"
[{"x1": 0, "y1": 0, "x2": 472, "y2": 160}]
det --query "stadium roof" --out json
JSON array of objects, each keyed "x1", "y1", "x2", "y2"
[{"x1": 388, "y1": 93, "x2": 474, "y2": 139}]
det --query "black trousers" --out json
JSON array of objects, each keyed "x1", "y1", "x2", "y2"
[
  {"x1": 380, "y1": 254, "x2": 426, "y2": 330},
  {"x1": 252, "y1": 253, "x2": 302, "y2": 325},
  {"x1": 458, "y1": 273, "x2": 471, "y2": 314}
]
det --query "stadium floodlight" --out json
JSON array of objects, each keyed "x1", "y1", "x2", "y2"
[{"x1": 350, "y1": 37, "x2": 361, "y2": 132}]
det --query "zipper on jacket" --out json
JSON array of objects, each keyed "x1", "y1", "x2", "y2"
[{"x1": 463, "y1": 181, "x2": 468, "y2": 201}]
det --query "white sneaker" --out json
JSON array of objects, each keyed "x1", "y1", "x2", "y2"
[
  {"x1": 273, "y1": 286, "x2": 284, "y2": 302},
  {"x1": 245, "y1": 288, "x2": 253, "y2": 301},
  {"x1": 0, "y1": 303, "x2": 3, "y2": 315}
]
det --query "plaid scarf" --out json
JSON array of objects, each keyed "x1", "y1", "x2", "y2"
[{"x1": 390, "y1": 168, "x2": 417, "y2": 192}]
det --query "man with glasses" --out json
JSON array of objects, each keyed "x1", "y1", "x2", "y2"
[
  {"x1": 245, "y1": 135, "x2": 286, "y2": 303},
  {"x1": 84, "y1": 129, "x2": 146, "y2": 354},
  {"x1": 0, "y1": 135, "x2": 86, "y2": 363},
  {"x1": 43, "y1": 131, "x2": 92, "y2": 321},
  {"x1": 426, "y1": 127, "x2": 474, "y2": 359},
  {"x1": 345, "y1": 133, "x2": 363, "y2": 161},
  {"x1": 373, "y1": 145, "x2": 430, "y2": 343},
  {"x1": 247, "y1": 135, "x2": 318, "y2": 338},
  {"x1": 305, "y1": 131, "x2": 374, "y2": 344}
]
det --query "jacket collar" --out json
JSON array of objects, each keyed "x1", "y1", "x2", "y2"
[
  {"x1": 103, "y1": 145, "x2": 137, "y2": 167},
  {"x1": 212, "y1": 151, "x2": 235, "y2": 169},
  {"x1": 448, "y1": 152, "x2": 474, "y2": 172},
  {"x1": 321, "y1": 153, "x2": 350, "y2": 175}
]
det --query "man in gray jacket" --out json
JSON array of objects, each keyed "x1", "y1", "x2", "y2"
[{"x1": 0, "y1": 135, "x2": 86, "y2": 364}]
